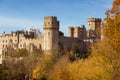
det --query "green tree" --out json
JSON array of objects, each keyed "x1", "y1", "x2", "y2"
[
  {"x1": 70, "y1": 44, "x2": 80, "y2": 55},
  {"x1": 69, "y1": 44, "x2": 80, "y2": 61},
  {"x1": 10, "y1": 48, "x2": 28, "y2": 58},
  {"x1": 0, "y1": 61, "x2": 9, "y2": 80}
]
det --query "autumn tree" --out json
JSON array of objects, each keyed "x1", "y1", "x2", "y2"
[
  {"x1": 5, "y1": 48, "x2": 43, "y2": 80},
  {"x1": 91, "y1": 0, "x2": 120, "y2": 79},
  {"x1": 67, "y1": 0, "x2": 120, "y2": 80},
  {"x1": 31, "y1": 45, "x2": 63, "y2": 80},
  {"x1": 110, "y1": 0, "x2": 120, "y2": 14},
  {"x1": 68, "y1": 57, "x2": 113, "y2": 80},
  {"x1": 48, "y1": 56, "x2": 69, "y2": 80},
  {"x1": 104, "y1": 0, "x2": 120, "y2": 79}
]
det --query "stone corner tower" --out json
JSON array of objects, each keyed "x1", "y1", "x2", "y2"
[
  {"x1": 87, "y1": 18, "x2": 101, "y2": 39},
  {"x1": 43, "y1": 16, "x2": 59, "y2": 51}
]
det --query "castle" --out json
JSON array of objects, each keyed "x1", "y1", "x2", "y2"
[{"x1": 0, "y1": 16, "x2": 101, "y2": 64}]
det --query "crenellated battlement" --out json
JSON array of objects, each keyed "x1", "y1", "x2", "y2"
[
  {"x1": 88, "y1": 18, "x2": 101, "y2": 22},
  {"x1": 68, "y1": 25, "x2": 86, "y2": 38},
  {"x1": 87, "y1": 18, "x2": 102, "y2": 39},
  {"x1": 44, "y1": 16, "x2": 57, "y2": 21},
  {"x1": 68, "y1": 25, "x2": 85, "y2": 29},
  {"x1": 44, "y1": 16, "x2": 59, "y2": 30}
]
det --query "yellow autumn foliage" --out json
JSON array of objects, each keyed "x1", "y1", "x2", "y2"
[
  {"x1": 68, "y1": 56, "x2": 113, "y2": 80},
  {"x1": 32, "y1": 55, "x2": 54, "y2": 79},
  {"x1": 48, "y1": 56, "x2": 69, "y2": 80},
  {"x1": 32, "y1": 1, "x2": 120, "y2": 80}
]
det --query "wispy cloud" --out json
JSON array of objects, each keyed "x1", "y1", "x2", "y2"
[
  {"x1": 0, "y1": 16, "x2": 42, "y2": 28},
  {"x1": 94, "y1": 0, "x2": 113, "y2": 9}
]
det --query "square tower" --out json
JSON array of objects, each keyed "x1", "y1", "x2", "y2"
[{"x1": 87, "y1": 18, "x2": 101, "y2": 39}]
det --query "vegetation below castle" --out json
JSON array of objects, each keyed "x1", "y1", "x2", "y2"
[{"x1": 0, "y1": 0, "x2": 120, "y2": 80}]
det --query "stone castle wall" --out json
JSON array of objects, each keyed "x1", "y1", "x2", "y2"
[
  {"x1": 59, "y1": 37, "x2": 86, "y2": 51},
  {"x1": 0, "y1": 16, "x2": 102, "y2": 63}
]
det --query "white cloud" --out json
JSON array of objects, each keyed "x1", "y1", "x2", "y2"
[{"x1": 0, "y1": 16, "x2": 43, "y2": 29}]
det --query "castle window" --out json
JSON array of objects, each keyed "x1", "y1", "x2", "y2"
[
  {"x1": 20, "y1": 44, "x2": 22, "y2": 47},
  {"x1": 2, "y1": 50, "x2": 4, "y2": 54},
  {"x1": 2, "y1": 52, "x2": 5, "y2": 57},
  {"x1": 3, "y1": 45, "x2": 4, "y2": 48},
  {"x1": 39, "y1": 44, "x2": 41, "y2": 49},
  {"x1": 23, "y1": 44, "x2": 26, "y2": 47},
  {"x1": 14, "y1": 44, "x2": 18, "y2": 48},
  {"x1": 6, "y1": 40, "x2": 7, "y2": 43},
  {"x1": 9, "y1": 39, "x2": 13, "y2": 43},
  {"x1": 3, "y1": 40, "x2": 4, "y2": 43},
  {"x1": 20, "y1": 39, "x2": 22, "y2": 42},
  {"x1": 52, "y1": 22, "x2": 54, "y2": 24},
  {"x1": 48, "y1": 32, "x2": 50, "y2": 36},
  {"x1": 15, "y1": 40, "x2": 17, "y2": 42}
]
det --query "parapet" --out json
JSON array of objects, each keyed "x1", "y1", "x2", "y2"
[
  {"x1": 68, "y1": 27, "x2": 74, "y2": 29},
  {"x1": 44, "y1": 16, "x2": 59, "y2": 30},
  {"x1": 80, "y1": 25, "x2": 85, "y2": 28},
  {"x1": 44, "y1": 16, "x2": 57, "y2": 21},
  {"x1": 68, "y1": 26, "x2": 80, "y2": 29},
  {"x1": 68, "y1": 25, "x2": 86, "y2": 29},
  {"x1": 88, "y1": 18, "x2": 101, "y2": 22}
]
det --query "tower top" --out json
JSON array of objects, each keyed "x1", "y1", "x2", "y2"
[
  {"x1": 44, "y1": 16, "x2": 57, "y2": 21},
  {"x1": 87, "y1": 18, "x2": 101, "y2": 22},
  {"x1": 44, "y1": 16, "x2": 59, "y2": 30}
]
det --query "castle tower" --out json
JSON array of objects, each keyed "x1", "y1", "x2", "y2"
[
  {"x1": 43, "y1": 16, "x2": 59, "y2": 51},
  {"x1": 79, "y1": 25, "x2": 87, "y2": 40},
  {"x1": 87, "y1": 18, "x2": 101, "y2": 39},
  {"x1": 73, "y1": 27, "x2": 80, "y2": 38},
  {"x1": 68, "y1": 25, "x2": 86, "y2": 40},
  {"x1": 68, "y1": 27, "x2": 74, "y2": 37},
  {"x1": 68, "y1": 27, "x2": 80, "y2": 38}
]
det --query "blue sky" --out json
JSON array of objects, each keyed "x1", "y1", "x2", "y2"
[{"x1": 0, "y1": 0, "x2": 113, "y2": 36}]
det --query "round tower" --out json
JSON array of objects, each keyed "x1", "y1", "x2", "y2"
[{"x1": 43, "y1": 16, "x2": 59, "y2": 51}]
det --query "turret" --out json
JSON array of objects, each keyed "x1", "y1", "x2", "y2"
[
  {"x1": 88, "y1": 18, "x2": 101, "y2": 31},
  {"x1": 87, "y1": 18, "x2": 101, "y2": 39}
]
